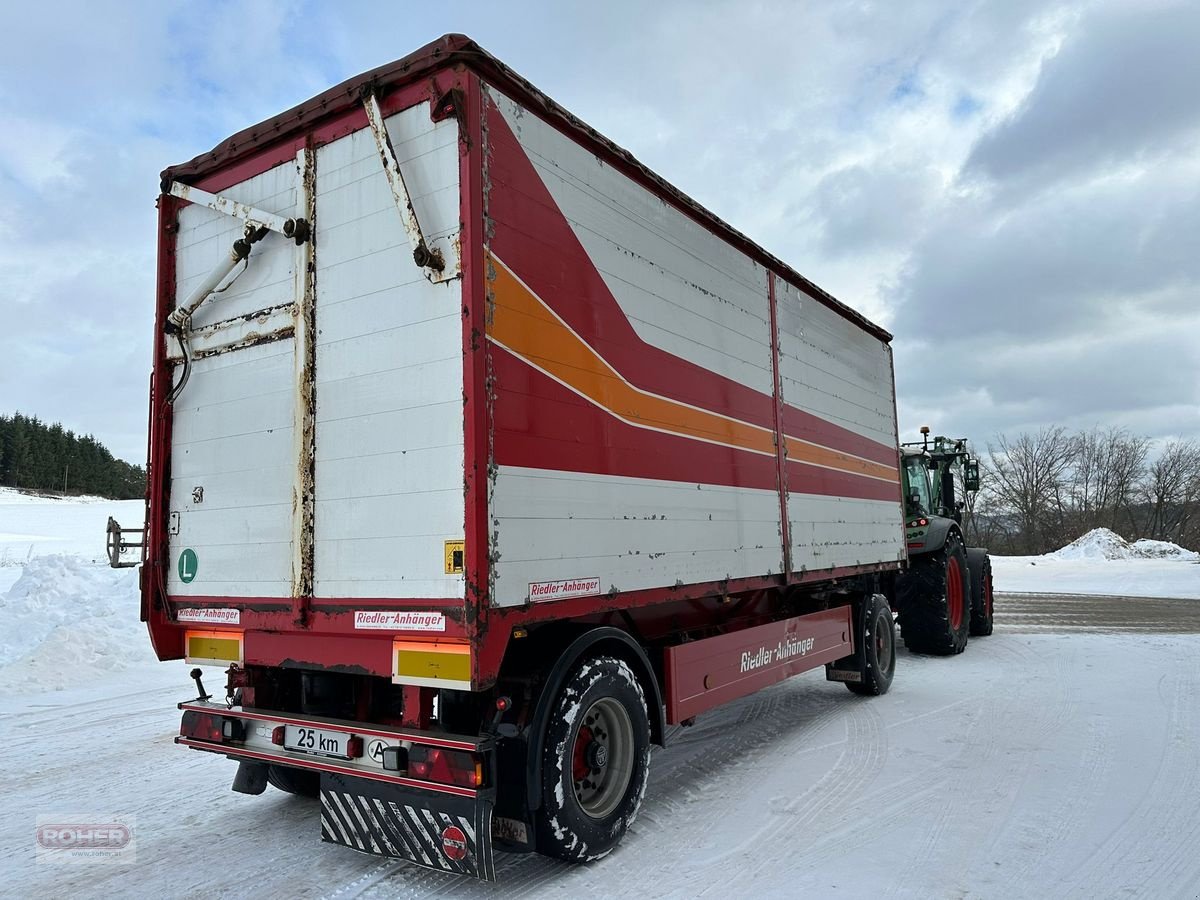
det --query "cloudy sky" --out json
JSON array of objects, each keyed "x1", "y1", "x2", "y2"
[{"x1": 2, "y1": 0, "x2": 1197, "y2": 462}]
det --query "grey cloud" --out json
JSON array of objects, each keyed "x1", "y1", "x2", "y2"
[{"x1": 966, "y1": 1, "x2": 1200, "y2": 196}]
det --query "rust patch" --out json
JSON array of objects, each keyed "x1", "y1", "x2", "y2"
[
  {"x1": 184, "y1": 326, "x2": 295, "y2": 361},
  {"x1": 291, "y1": 145, "x2": 318, "y2": 623}
]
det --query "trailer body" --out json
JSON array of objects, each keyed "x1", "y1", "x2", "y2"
[{"x1": 134, "y1": 35, "x2": 904, "y2": 879}]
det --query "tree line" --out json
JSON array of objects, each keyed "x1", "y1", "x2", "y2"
[
  {"x1": 0, "y1": 412, "x2": 145, "y2": 500},
  {"x1": 969, "y1": 426, "x2": 1200, "y2": 555}
]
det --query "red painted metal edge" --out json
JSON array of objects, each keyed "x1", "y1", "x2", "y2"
[
  {"x1": 459, "y1": 72, "x2": 495, "y2": 686},
  {"x1": 145, "y1": 194, "x2": 183, "y2": 660},
  {"x1": 178, "y1": 702, "x2": 479, "y2": 750},
  {"x1": 663, "y1": 606, "x2": 853, "y2": 724},
  {"x1": 176, "y1": 738, "x2": 477, "y2": 796}
]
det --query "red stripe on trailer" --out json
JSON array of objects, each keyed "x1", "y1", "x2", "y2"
[
  {"x1": 663, "y1": 606, "x2": 854, "y2": 723},
  {"x1": 491, "y1": 344, "x2": 894, "y2": 501},
  {"x1": 489, "y1": 343, "x2": 779, "y2": 491},
  {"x1": 786, "y1": 458, "x2": 904, "y2": 505}
]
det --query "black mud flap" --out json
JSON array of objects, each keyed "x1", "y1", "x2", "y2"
[{"x1": 319, "y1": 773, "x2": 496, "y2": 881}]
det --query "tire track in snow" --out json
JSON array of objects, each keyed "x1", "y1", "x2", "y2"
[
  {"x1": 881, "y1": 636, "x2": 1073, "y2": 897},
  {"x1": 1063, "y1": 667, "x2": 1200, "y2": 898}
]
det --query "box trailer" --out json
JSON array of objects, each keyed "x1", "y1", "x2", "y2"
[{"x1": 112, "y1": 34, "x2": 905, "y2": 879}]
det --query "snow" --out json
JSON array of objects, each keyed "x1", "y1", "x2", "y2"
[
  {"x1": 0, "y1": 489, "x2": 155, "y2": 693},
  {"x1": 6, "y1": 495, "x2": 1200, "y2": 897},
  {"x1": 1048, "y1": 527, "x2": 1198, "y2": 561},
  {"x1": 993, "y1": 528, "x2": 1200, "y2": 600}
]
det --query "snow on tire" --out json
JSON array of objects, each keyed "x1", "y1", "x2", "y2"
[{"x1": 535, "y1": 655, "x2": 651, "y2": 863}]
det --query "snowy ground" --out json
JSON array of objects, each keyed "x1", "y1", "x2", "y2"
[{"x1": 4, "y1": 493, "x2": 1200, "y2": 898}]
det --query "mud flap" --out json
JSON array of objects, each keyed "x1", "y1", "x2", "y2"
[{"x1": 319, "y1": 773, "x2": 495, "y2": 881}]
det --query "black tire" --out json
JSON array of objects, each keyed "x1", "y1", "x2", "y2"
[
  {"x1": 966, "y1": 548, "x2": 994, "y2": 637},
  {"x1": 846, "y1": 593, "x2": 896, "y2": 696},
  {"x1": 266, "y1": 764, "x2": 320, "y2": 798},
  {"x1": 896, "y1": 531, "x2": 971, "y2": 655},
  {"x1": 535, "y1": 656, "x2": 651, "y2": 863}
]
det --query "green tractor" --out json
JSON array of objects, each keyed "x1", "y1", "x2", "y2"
[{"x1": 892, "y1": 428, "x2": 994, "y2": 654}]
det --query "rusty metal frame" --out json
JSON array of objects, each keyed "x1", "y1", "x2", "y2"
[
  {"x1": 167, "y1": 181, "x2": 306, "y2": 242},
  {"x1": 291, "y1": 144, "x2": 317, "y2": 624},
  {"x1": 362, "y1": 91, "x2": 455, "y2": 283}
]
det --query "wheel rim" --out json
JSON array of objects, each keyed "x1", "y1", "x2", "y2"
[
  {"x1": 946, "y1": 556, "x2": 964, "y2": 630},
  {"x1": 571, "y1": 697, "x2": 635, "y2": 819},
  {"x1": 874, "y1": 609, "x2": 893, "y2": 672}
]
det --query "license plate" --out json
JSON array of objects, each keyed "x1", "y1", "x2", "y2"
[{"x1": 285, "y1": 725, "x2": 351, "y2": 759}]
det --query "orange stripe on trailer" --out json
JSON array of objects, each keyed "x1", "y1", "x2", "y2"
[
  {"x1": 488, "y1": 252, "x2": 777, "y2": 457},
  {"x1": 487, "y1": 250, "x2": 899, "y2": 484}
]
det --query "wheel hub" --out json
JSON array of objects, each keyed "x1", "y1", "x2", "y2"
[
  {"x1": 571, "y1": 697, "x2": 635, "y2": 819},
  {"x1": 588, "y1": 742, "x2": 609, "y2": 769}
]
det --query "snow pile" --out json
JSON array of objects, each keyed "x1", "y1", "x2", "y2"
[
  {"x1": 0, "y1": 554, "x2": 149, "y2": 691},
  {"x1": 1130, "y1": 538, "x2": 1199, "y2": 560},
  {"x1": 1050, "y1": 528, "x2": 1198, "y2": 561},
  {"x1": 993, "y1": 528, "x2": 1200, "y2": 599},
  {"x1": 0, "y1": 489, "x2": 155, "y2": 692}
]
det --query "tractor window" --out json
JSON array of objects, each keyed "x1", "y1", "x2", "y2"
[{"x1": 904, "y1": 457, "x2": 933, "y2": 516}]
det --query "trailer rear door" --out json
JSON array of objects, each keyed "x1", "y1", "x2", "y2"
[{"x1": 164, "y1": 100, "x2": 465, "y2": 606}]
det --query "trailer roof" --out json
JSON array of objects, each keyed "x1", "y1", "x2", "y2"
[{"x1": 162, "y1": 34, "x2": 892, "y2": 343}]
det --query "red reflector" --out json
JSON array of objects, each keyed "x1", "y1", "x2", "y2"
[
  {"x1": 408, "y1": 745, "x2": 483, "y2": 788},
  {"x1": 180, "y1": 711, "x2": 224, "y2": 743},
  {"x1": 271, "y1": 726, "x2": 286, "y2": 746},
  {"x1": 907, "y1": 542, "x2": 925, "y2": 550},
  {"x1": 346, "y1": 736, "x2": 364, "y2": 759}
]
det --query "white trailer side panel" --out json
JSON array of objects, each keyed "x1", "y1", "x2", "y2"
[{"x1": 312, "y1": 103, "x2": 465, "y2": 599}]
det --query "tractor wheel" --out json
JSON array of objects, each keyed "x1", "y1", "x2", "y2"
[
  {"x1": 897, "y1": 532, "x2": 972, "y2": 655},
  {"x1": 534, "y1": 656, "x2": 651, "y2": 862},
  {"x1": 966, "y1": 548, "x2": 994, "y2": 637},
  {"x1": 846, "y1": 593, "x2": 896, "y2": 696},
  {"x1": 266, "y1": 764, "x2": 320, "y2": 798}
]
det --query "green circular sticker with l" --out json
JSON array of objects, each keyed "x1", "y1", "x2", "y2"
[{"x1": 178, "y1": 548, "x2": 198, "y2": 584}]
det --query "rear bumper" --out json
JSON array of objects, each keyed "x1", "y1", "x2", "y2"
[{"x1": 176, "y1": 701, "x2": 496, "y2": 880}]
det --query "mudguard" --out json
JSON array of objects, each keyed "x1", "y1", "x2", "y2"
[{"x1": 320, "y1": 772, "x2": 496, "y2": 881}]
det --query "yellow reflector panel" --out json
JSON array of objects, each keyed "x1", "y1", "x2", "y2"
[
  {"x1": 185, "y1": 630, "x2": 243, "y2": 665},
  {"x1": 393, "y1": 640, "x2": 471, "y2": 686}
]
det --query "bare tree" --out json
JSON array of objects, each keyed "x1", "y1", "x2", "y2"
[
  {"x1": 1141, "y1": 440, "x2": 1200, "y2": 543},
  {"x1": 984, "y1": 427, "x2": 1077, "y2": 554},
  {"x1": 1068, "y1": 427, "x2": 1149, "y2": 534}
]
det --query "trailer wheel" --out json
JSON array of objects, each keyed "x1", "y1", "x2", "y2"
[
  {"x1": 535, "y1": 655, "x2": 651, "y2": 862},
  {"x1": 896, "y1": 531, "x2": 971, "y2": 655},
  {"x1": 847, "y1": 593, "x2": 896, "y2": 696},
  {"x1": 966, "y1": 549, "x2": 994, "y2": 637},
  {"x1": 266, "y1": 764, "x2": 320, "y2": 798}
]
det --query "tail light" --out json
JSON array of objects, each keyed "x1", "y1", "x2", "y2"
[
  {"x1": 180, "y1": 711, "x2": 225, "y2": 743},
  {"x1": 408, "y1": 745, "x2": 484, "y2": 788},
  {"x1": 180, "y1": 711, "x2": 244, "y2": 743}
]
